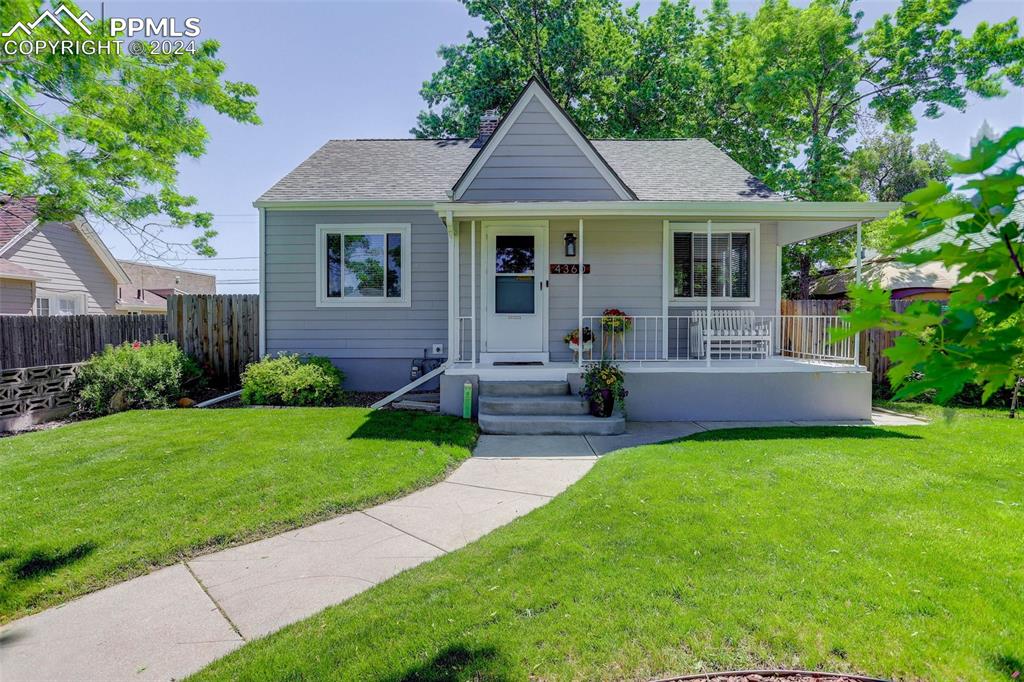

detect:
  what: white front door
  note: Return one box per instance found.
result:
[483,223,548,357]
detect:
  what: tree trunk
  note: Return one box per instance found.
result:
[797,253,813,299]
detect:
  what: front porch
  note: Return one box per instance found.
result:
[427,201,891,429]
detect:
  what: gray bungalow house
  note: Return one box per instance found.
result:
[256,79,898,433]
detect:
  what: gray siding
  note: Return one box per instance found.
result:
[264,209,449,391]
[460,96,622,202]
[457,218,779,363]
[0,278,34,314]
[5,222,117,314]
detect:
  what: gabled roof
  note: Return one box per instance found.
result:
[256,138,780,204]
[0,196,130,284]
[256,81,781,205]
[0,196,40,249]
[451,78,636,201]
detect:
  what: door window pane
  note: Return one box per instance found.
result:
[344,234,385,297]
[495,235,534,274]
[495,276,535,314]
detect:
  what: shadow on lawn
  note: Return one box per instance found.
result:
[348,409,477,448]
[1,542,97,582]
[387,642,511,682]
[686,426,922,442]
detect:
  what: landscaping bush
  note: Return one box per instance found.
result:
[240,353,345,406]
[73,340,205,415]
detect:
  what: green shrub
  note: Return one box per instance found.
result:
[73,340,206,415]
[240,353,345,407]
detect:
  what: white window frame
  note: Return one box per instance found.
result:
[666,222,760,306]
[315,224,412,307]
[35,291,86,316]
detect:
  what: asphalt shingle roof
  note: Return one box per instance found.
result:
[0,196,38,249]
[257,138,780,203]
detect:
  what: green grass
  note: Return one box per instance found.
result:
[0,408,477,622]
[195,408,1024,682]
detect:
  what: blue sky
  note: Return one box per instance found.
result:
[80,0,1024,293]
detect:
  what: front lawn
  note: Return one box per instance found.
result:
[196,408,1023,681]
[0,408,476,622]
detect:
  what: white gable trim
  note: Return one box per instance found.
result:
[0,219,40,257]
[71,216,130,284]
[452,81,633,202]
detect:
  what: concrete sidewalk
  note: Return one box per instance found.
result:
[0,456,596,681]
[0,410,925,681]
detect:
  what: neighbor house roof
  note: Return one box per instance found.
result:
[0,258,47,282]
[0,196,40,248]
[256,138,780,204]
[0,196,130,283]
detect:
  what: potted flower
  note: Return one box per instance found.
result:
[579,361,627,418]
[564,326,593,360]
[600,308,632,359]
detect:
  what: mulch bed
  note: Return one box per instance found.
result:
[656,673,885,682]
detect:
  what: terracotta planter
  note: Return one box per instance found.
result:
[589,388,614,418]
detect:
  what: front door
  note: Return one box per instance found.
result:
[483,224,548,356]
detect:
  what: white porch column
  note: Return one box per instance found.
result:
[853,220,863,366]
[578,218,584,370]
[706,219,712,367]
[470,219,476,368]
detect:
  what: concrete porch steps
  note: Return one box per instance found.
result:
[477,380,625,435]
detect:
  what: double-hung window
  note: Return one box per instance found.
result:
[668,223,758,303]
[35,293,84,316]
[316,224,411,306]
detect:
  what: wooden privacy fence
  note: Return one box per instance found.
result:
[0,314,167,370]
[166,294,259,382]
[782,298,936,385]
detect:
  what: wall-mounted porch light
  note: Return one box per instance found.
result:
[563,232,577,258]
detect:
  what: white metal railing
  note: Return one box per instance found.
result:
[577,314,855,364]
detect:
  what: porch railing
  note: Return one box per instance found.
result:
[577,314,855,364]
[454,313,855,365]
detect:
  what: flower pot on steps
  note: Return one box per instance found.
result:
[589,388,615,418]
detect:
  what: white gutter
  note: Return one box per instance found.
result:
[434,200,901,221]
[253,199,436,210]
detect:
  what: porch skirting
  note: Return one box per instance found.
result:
[613,368,871,422]
[441,364,871,422]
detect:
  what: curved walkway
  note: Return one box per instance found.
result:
[0,411,924,681]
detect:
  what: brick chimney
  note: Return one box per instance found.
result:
[475,109,501,146]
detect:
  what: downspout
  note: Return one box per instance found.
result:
[258,207,266,357]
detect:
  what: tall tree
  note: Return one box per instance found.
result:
[0,0,259,256]
[416,0,1023,295]
[847,129,951,203]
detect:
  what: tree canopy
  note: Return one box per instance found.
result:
[0,0,259,256]
[416,0,1023,293]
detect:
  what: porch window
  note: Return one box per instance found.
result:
[670,224,757,302]
[316,224,411,307]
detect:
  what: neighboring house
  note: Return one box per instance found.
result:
[0,196,129,315]
[117,260,217,313]
[812,206,1021,301]
[256,79,898,430]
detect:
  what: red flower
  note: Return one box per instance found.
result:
[131,341,141,349]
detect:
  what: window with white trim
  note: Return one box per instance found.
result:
[316,224,411,306]
[35,293,85,316]
[669,224,757,302]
